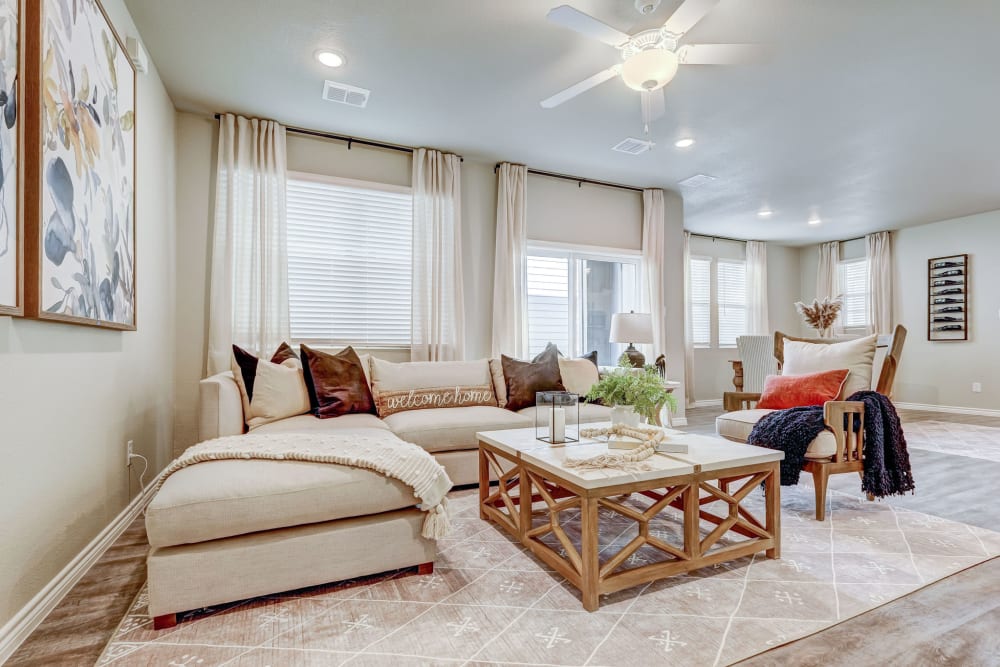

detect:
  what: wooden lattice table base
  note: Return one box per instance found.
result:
[478,443,781,611]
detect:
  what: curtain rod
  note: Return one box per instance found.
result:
[495,163,645,193]
[212,113,463,161]
[688,232,754,244]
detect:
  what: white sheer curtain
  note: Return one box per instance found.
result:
[411,148,465,361]
[641,190,669,370]
[816,241,842,334]
[207,114,289,375]
[866,231,893,334]
[491,163,528,358]
[745,240,769,334]
[682,231,695,407]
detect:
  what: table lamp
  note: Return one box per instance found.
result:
[610,311,654,367]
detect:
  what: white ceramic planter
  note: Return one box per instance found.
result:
[610,405,641,428]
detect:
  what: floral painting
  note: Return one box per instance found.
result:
[0,0,18,314]
[37,0,135,328]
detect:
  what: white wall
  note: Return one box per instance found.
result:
[0,0,177,628]
[526,175,643,251]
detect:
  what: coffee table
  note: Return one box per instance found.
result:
[477,425,783,611]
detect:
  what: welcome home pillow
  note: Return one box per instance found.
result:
[231,343,311,430]
[370,358,497,417]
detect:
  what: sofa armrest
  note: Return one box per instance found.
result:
[199,372,245,441]
[823,400,865,463]
[723,392,762,412]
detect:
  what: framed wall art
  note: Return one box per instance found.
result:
[24,0,136,329]
[0,0,23,317]
[927,253,968,342]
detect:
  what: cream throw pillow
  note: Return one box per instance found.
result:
[231,353,311,430]
[558,357,601,398]
[781,334,878,399]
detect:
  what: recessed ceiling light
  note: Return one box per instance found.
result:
[674,138,695,148]
[808,215,822,225]
[315,50,346,68]
[757,208,773,219]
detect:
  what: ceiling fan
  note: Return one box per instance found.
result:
[541,0,760,129]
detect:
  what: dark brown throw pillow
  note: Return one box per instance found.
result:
[299,345,376,418]
[502,345,565,412]
[532,343,598,368]
[579,350,598,367]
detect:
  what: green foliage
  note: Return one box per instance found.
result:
[586,362,678,422]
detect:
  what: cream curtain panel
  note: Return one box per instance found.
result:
[491,163,528,358]
[207,114,289,375]
[745,240,769,334]
[411,148,465,361]
[641,188,668,366]
[866,231,893,334]
[816,240,842,334]
[682,231,695,407]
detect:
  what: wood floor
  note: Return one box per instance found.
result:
[8,407,1000,666]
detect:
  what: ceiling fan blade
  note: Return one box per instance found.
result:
[641,89,665,127]
[677,43,765,65]
[546,5,630,47]
[540,67,619,108]
[662,0,720,37]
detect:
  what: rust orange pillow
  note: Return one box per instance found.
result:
[756,369,850,410]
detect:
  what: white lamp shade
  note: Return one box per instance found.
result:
[610,312,654,344]
[621,48,679,91]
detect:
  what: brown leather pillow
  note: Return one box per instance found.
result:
[502,345,565,412]
[299,345,376,418]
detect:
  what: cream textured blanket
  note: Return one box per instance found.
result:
[157,431,453,539]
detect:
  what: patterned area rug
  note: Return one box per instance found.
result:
[98,486,1000,667]
[904,420,1000,462]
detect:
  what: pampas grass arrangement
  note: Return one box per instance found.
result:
[795,296,843,337]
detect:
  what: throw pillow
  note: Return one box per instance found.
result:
[756,369,850,410]
[299,345,376,418]
[369,358,497,417]
[781,334,877,399]
[557,357,601,397]
[489,358,508,409]
[375,385,498,417]
[231,344,311,430]
[501,345,565,412]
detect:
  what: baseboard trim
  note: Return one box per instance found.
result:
[0,480,159,664]
[671,417,689,427]
[895,402,1000,419]
[693,400,723,408]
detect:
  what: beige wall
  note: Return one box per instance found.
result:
[526,175,643,251]
[0,0,177,628]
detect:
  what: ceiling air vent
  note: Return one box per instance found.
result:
[678,173,717,189]
[322,80,370,108]
[612,137,655,155]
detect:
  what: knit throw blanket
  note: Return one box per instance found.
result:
[748,390,915,498]
[157,431,454,539]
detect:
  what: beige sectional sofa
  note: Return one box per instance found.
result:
[146,356,610,627]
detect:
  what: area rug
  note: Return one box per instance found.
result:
[904,420,1000,463]
[97,485,1000,667]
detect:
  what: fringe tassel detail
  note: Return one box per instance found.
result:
[420,497,452,539]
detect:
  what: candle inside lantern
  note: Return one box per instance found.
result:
[551,406,566,443]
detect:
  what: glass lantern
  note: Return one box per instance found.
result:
[535,391,580,444]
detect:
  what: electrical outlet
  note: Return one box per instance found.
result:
[972,382,982,394]
[126,440,134,467]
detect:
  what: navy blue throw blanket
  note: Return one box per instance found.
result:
[748,391,915,498]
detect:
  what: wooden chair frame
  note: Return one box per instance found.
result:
[722,325,907,520]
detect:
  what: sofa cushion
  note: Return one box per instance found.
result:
[781,334,877,399]
[146,459,418,548]
[382,405,531,453]
[252,413,390,435]
[517,402,612,424]
[716,409,838,460]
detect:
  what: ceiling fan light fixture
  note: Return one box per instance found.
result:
[621,48,678,92]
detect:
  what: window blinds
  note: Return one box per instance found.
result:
[839,258,869,329]
[526,254,571,357]
[286,176,413,347]
[717,259,747,348]
[689,256,711,347]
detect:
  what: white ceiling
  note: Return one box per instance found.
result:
[124,0,1000,245]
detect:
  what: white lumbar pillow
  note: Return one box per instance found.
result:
[558,357,600,397]
[781,334,878,399]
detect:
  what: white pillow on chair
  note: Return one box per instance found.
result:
[782,334,878,399]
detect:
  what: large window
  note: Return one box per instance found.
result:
[838,258,869,330]
[286,174,413,347]
[688,255,747,349]
[526,245,641,366]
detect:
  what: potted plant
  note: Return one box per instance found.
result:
[586,359,678,426]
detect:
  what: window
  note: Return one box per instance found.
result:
[686,255,747,348]
[286,174,413,347]
[717,259,747,348]
[526,245,641,366]
[839,258,869,330]
[689,257,711,347]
